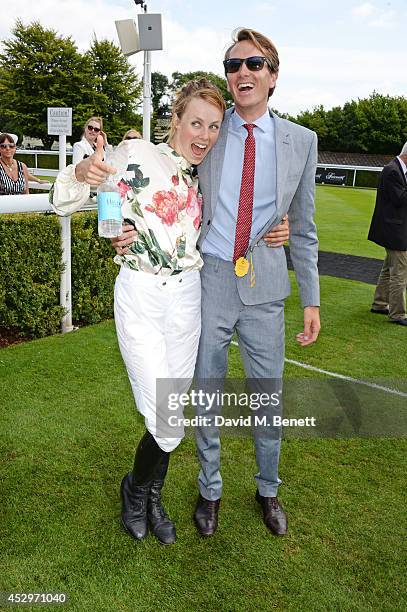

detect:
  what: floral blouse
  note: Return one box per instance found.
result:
[51,140,203,276]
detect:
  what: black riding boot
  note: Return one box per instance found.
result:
[120,430,166,542]
[148,452,176,545]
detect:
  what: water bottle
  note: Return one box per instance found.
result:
[97,142,131,237]
[97,176,122,237]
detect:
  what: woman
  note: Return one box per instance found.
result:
[52,80,288,545]
[72,116,112,165]
[122,128,141,141]
[0,133,29,195]
[52,80,225,546]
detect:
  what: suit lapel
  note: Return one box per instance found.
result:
[205,108,293,223]
[273,112,292,217]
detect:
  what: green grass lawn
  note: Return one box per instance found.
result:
[315,185,384,259]
[1,270,406,611]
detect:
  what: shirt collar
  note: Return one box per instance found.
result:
[397,156,407,175]
[157,142,192,172]
[231,108,273,134]
[82,136,95,150]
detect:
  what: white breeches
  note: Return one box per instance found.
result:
[114,266,201,452]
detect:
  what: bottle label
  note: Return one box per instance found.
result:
[98,192,122,222]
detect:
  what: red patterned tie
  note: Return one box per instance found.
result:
[233,123,256,263]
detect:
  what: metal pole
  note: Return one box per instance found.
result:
[142,49,151,141]
[142,3,151,142]
[58,134,73,333]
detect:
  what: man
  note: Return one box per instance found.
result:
[193,28,320,538]
[368,142,407,326]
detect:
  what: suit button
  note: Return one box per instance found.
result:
[207,220,211,225]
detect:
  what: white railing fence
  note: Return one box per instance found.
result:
[16,149,73,179]
[317,163,382,187]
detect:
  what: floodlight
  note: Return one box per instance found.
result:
[115,19,140,56]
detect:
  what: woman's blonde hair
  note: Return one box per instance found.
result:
[83,116,103,136]
[122,128,142,141]
[167,79,226,144]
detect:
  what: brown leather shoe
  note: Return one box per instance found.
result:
[194,494,220,537]
[255,490,288,536]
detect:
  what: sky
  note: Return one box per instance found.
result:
[1,0,406,116]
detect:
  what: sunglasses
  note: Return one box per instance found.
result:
[87,125,101,133]
[125,136,138,140]
[223,56,273,74]
[0,143,16,149]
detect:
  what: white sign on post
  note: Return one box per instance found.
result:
[47,107,72,136]
[47,106,74,333]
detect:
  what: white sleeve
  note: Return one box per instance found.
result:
[72,141,84,165]
[51,164,90,217]
[104,143,113,159]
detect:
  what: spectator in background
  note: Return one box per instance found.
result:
[0,133,29,195]
[122,128,141,141]
[368,141,407,326]
[72,116,112,164]
[0,132,47,186]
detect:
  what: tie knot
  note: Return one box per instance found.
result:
[243,123,256,136]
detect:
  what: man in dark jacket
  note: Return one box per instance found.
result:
[368,142,407,325]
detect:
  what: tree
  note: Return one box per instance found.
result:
[0,22,143,147]
[292,93,407,154]
[151,71,170,115]
[293,105,329,144]
[0,109,23,144]
[170,71,233,107]
[85,38,142,144]
[0,20,94,148]
[356,92,403,154]
[322,106,344,151]
[395,95,407,146]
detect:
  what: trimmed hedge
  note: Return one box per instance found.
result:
[0,212,117,340]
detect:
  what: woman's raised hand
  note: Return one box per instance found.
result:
[74,134,116,186]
